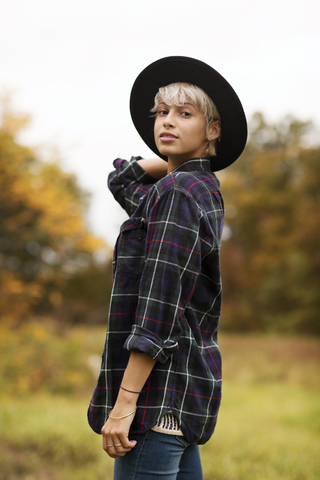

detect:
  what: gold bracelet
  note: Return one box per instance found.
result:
[108,408,137,420]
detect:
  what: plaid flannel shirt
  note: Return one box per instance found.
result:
[88,156,224,444]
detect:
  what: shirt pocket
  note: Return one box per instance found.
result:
[114,217,147,279]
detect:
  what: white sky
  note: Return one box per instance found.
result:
[1,0,319,245]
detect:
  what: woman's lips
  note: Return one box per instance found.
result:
[159,132,178,142]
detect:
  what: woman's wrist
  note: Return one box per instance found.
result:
[120,385,141,394]
[108,407,137,420]
[112,351,156,414]
[114,388,139,409]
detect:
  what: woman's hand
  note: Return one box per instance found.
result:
[102,352,156,459]
[101,406,137,460]
[137,158,168,180]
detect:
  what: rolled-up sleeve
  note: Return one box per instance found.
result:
[124,325,179,364]
[124,189,211,363]
[108,157,156,216]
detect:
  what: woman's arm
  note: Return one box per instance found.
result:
[137,158,168,180]
[101,351,156,459]
[108,157,167,217]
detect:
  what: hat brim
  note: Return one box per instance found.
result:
[130,56,247,171]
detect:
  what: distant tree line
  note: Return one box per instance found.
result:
[0,97,110,325]
[220,113,320,334]
[1,98,319,333]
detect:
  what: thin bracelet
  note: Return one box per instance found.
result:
[120,385,142,395]
[108,408,137,420]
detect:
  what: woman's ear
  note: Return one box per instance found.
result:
[207,120,221,141]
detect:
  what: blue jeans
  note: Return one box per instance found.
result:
[113,430,203,480]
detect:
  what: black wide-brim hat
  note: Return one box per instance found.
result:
[130,56,247,171]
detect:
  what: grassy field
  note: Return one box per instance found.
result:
[0,323,319,480]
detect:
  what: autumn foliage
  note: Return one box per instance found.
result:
[0,98,105,323]
[220,113,320,333]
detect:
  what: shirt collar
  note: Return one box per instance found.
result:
[171,158,212,174]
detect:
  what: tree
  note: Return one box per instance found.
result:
[0,97,105,322]
[220,113,320,333]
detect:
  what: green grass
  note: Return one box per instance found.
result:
[202,382,320,480]
[0,395,113,480]
[0,325,319,479]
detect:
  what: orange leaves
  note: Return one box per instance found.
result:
[0,103,105,322]
[0,271,44,322]
[220,114,320,333]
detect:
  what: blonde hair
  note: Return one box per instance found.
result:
[151,82,221,156]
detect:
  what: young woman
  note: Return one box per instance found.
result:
[88,56,247,479]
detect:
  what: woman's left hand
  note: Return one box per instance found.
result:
[102,352,156,459]
[101,407,137,460]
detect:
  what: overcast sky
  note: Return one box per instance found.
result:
[1,0,319,245]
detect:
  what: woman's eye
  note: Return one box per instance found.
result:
[181,111,191,117]
[158,110,168,116]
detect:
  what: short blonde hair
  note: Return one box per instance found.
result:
[151,82,221,156]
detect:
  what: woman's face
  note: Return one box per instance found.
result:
[154,100,209,166]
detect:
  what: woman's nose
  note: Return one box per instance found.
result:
[163,112,174,128]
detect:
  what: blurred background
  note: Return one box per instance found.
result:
[0,1,319,479]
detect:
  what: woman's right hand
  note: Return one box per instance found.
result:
[137,158,168,180]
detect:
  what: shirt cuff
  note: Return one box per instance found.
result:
[124,325,179,364]
[113,156,156,186]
